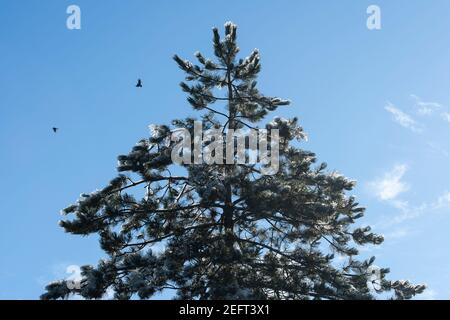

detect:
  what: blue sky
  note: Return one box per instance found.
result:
[1,0,450,299]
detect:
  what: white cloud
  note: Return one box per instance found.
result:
[441,112,450,122]
[411,94,443,116]
[410,94,450,126]
[433,191,450,209]
[373,199,425,228]
[376,191,450,228]
[385,102,422,132]
[368,164,410,201]
[426,141,449,158]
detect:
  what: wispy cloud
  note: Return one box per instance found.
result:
[368,164,409,201]
[374,188,450,228]
[411,94,443,116]
[426,141,449,158]
[384,227,411,240]
[384,200,427,226]
[434,191,450,209]
[441,112,450,123]
[367,165,424,227]
[410,94,450,127]
[385,102,422,133]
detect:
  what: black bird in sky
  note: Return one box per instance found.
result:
[52,127,58,133]
[136,79,143,88]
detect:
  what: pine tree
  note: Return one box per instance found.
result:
[42,22,425,300]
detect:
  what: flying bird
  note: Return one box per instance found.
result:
[136,79,143,88]
[52,127,58,133]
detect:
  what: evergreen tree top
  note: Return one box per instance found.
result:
[42,22,425,301]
